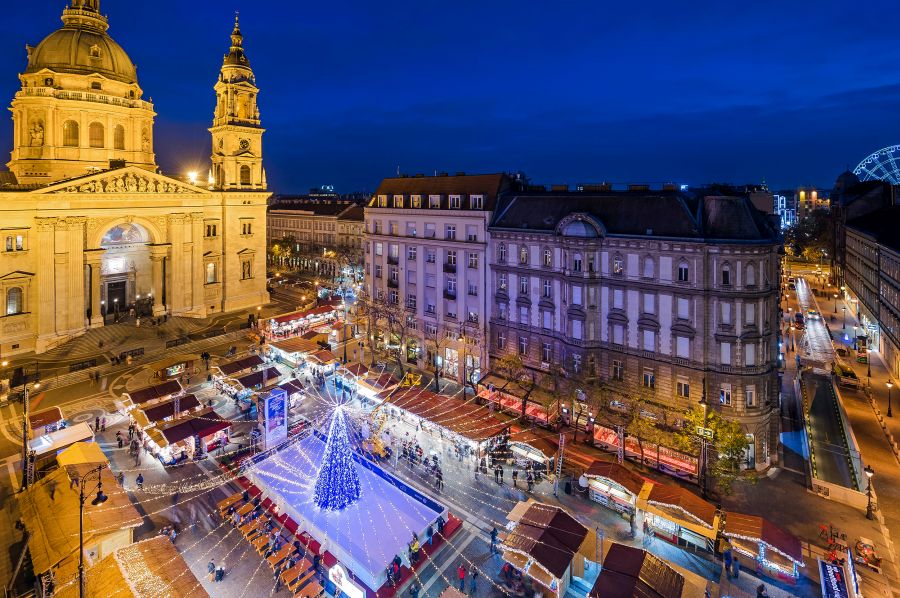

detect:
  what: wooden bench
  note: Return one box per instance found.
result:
[295,580,322,598]
[251,535,270,553]
[279,559,311,587]
[266,544,293,570]
[216,492,243,514]
[287,569,316,593]
[236,502,255,517]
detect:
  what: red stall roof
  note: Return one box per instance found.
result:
[218,355,264,376]
[272,305,334,324]
[141,394,200,424]
[236,367,282,389]
[723,512,804,564]
[161,410,230,445]
[387,387,508,442]
[126,380,183,405]
[646,484,717,528]
[584,461,647,497]
[589,544,684,598]
[29,406,64,429]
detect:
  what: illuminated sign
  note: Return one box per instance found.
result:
[257,388,288,450]
[328,564,365,598]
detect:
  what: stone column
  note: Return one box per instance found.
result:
[190,213,205,317]
[66,217,86,332]
[84,249,104,328]
[167,214,186,314]
[34,218,57,344]
[149,245,168,316]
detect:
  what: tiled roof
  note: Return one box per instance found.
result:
[491,190,779,242]
[371,173,512,210]
[589,543,684,598]
[504,502,588,579]
[338,205,365,221]
[269,199,357,216]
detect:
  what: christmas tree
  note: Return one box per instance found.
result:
[313,407,362,510]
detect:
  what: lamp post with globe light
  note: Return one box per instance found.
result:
[888,382,894,418]
[78,464,108,598]
[865,465,875,520]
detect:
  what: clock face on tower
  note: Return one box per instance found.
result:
[239,139,250,150]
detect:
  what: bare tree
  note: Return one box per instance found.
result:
[424,323,455,393]
[494,352,537,421]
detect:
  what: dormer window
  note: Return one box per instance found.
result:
[43,77,54,87]
[89,45,101,59]
[91,82,102,90]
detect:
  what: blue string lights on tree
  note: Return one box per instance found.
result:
[313,407,361,511]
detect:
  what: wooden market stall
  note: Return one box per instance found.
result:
[582,460,650,518]
[638,483,720,551]
[589,543,685,598]
[477,372,559,427]
[722,512,805,584]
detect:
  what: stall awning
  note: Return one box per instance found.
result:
[160,410,230,445]
[589,543,684,598]
[339,362,369,378]
[509,428,557,462]
[140,394,200,425]
[643,483,717,529]
[56,441,106,466]
[270,337,322,355]
[125,380,183,405]
[363,372,399,392]
[29,406,64,430]
[28,423,94,457]
[477,371,558,413]
[217,355,264,376]
[387,387,507,442]
[723,512,804,565]
[269,379,304,397]
[584,461,648,497]
[236,367,282,389]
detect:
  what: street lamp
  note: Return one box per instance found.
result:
[865,465,875,520]
[833,294,838,314]
[789,325,795,352]
[21,377,40,490]
[78,464,108,598]
[842,307,846,330]
[888,382,894,418]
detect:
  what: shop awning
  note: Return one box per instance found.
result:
[589,543,684,598]
[56,441,106,466]
[584,461,648,497]
[29,406,64,430]
[160,410,230,445]
[125,380,183,405]
[140,394,200,425]
[644,483,717,529]
[236,367,282,389]
[387,387,508,442]
[509,428,557,462]
[723,512,804,565]
[217,355,264,376]
[477,371,558,413]
[270,379,304,397]
[363,372,399,393]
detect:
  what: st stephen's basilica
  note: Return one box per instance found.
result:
[0,0,270,355]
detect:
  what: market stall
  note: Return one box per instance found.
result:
[638,483,720,551]
[582,460,649,518]
[265,305,336,339]
[502,500,598,597]
[214,354,264,378]
[29,422,95,460]
[508,428,556,473]
[268,379,305,406]
[147,408,231,463]
[722,512,804,584]
[308,349,340,374]
[119,380,183,411]
[356,372,399,403]
[268,332,329,367]
[235,366,283,392]
[28,406,66,439]
[592,423,698,481]
[589,543,685,598]
[136,394,202,429]
[385,386,509,450]
[477,372,558,427]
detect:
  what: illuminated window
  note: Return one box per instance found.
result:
[63,120,79,147]
[206,262,217,284]
[113,125,125,150]
[89,122,104,148]
[240,165,251,185]
[6,287,23,315]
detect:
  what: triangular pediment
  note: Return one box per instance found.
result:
[0,270,35,280]
[33,166,210,195]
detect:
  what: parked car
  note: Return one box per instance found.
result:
[807,308,820,320]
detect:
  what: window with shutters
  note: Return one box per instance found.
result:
[720,383,732,406]
[642,368,655,389]
[676,336,690,358]
[572,320,583,340]
[744,344,756,366]
[642,330,656,352]
[677,297,690,320]
[720,342,732,365]
[612,360,624,381]
[612,324,624,345]
[677,378,690,398]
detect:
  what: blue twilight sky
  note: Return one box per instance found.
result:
[1,1,899,193]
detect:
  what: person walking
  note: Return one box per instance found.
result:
[490,527,499,554]
[494,467,500,484]
[128,423,135,441]
[512,469,518,487]
[469,569,478,595]
[526,471,534,492]
[731,555,740,580]
[135,473,144,490]
[408,583,420,598]
[756,584,768,597]
[95,416,100,432]
[116,431,124,449]
[214,562,225,582]
[207,560,216,581]
[456,563,466,592]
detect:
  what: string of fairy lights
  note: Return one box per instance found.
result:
[31,341,738,596]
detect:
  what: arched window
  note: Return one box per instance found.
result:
[6,287,23,315]
[677,261,689,282]
[206,262,217,284]
[89,122,104,148]
[518,245,528,265]
[497,243,507,263]
[642,256,655,279]
[721,263,732,287]
[63,120,79,147]
[542,248,552,268]
[4,237,12,252]
[746,264,756,286]
[113,125,125,150]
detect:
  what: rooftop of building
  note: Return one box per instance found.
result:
[268,197,363,217]
[845,205,900,253]
[370,172,513,210]
[490,187,780,243]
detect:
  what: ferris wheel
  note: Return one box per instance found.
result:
[853,145,900,184]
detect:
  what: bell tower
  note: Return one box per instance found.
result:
[209,14,266,191]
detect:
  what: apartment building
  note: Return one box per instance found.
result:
[485,187,782,469]
[363,173,514,385]
[267,198,364,281]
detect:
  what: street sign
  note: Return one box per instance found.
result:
[696,426,714,439]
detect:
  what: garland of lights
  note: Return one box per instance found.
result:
[312,406,361,510]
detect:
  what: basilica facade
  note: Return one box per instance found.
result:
[0,1,270,355]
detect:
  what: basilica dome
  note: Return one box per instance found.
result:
[25,2,137,85]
